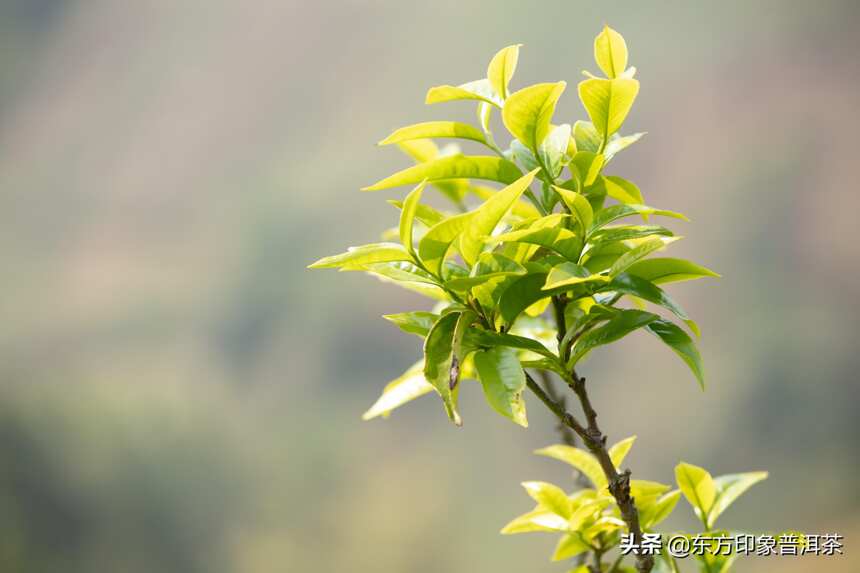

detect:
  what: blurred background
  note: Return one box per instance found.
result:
[0,0,858,571]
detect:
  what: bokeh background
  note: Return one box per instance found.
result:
[1,1,858,571]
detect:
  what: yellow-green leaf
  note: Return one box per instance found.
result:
[426,78,501,107]
[423,312,463,425]
[641,489,681,528]
[309,242,411,270]
[460,169,538,266]
[490,214,582,261]
[604,131,645,161]
[399,181,426,255]
[569,151,604,187]
[707,472,768,529]
[608,435,636,468]
[627,257,720,285]
[553,186,593,231]
[578,77,639,141]
[609,236,680,278]
[502,82,567,152]
[379,121,487,146]
[500,510,569,534]
[603,175,644,204]
[363,155,522,191]
[470,184,541,219]
[487,44,521,100]
[538,123,572,178]
[397,139,439,162]
[418,212,474,276]
[535,444,605,489]
[675,462,716,521]
[382,311,438,337]
[573,120,601,153]
[521,481,571,518]
[594,25,628,79]
[543,262,609,290]
[362,361,435,420]
[553,533,590,561]
[589,203,688,234]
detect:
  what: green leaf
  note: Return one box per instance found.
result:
[538,123,571,178]
[460,169,539,266]
[570,309,660,366]
[626,257,720,285]
[487,44,521,100]
[465,329,555,359]
[604,132,645,161]
[399,181,426,255]
[609,236,680,278]
[363,155,522,191]
[379,121,487,146]
[707,472,768,528]
[543,262,609,290]
[589,203,688,234]
[608,435,636,468]
[578,77,639,141]
[553,186,593,232]
[362,361,435,420]
[418,212,474,275]
[446,252,526,291]
[498,273,550,326]
[645,319,705,388]
[521,481,571,519]
[423,312,464,425]
[426,78,501,107]
[535,444,605,489]
[383,311,439,337]
[603,175,644,204]
[553,534,590,561]
[594,25,628,79]
[590,225,674,245]
[474,346,528,427]
[675,462,716,522]
[582,241,630,274]
[601,273,699,336]
[500,510,569,534]
[502,82,567,152]
[573,120,601,153]
[309,242,411,270]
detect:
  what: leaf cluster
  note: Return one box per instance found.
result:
[504,444,767,573]
[312,26,717,428]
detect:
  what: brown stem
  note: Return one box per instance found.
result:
[526,372,654,573]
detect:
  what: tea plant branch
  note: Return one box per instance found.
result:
[537,370,579,449]
[526,371,655,573]
[315,27,767,573]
